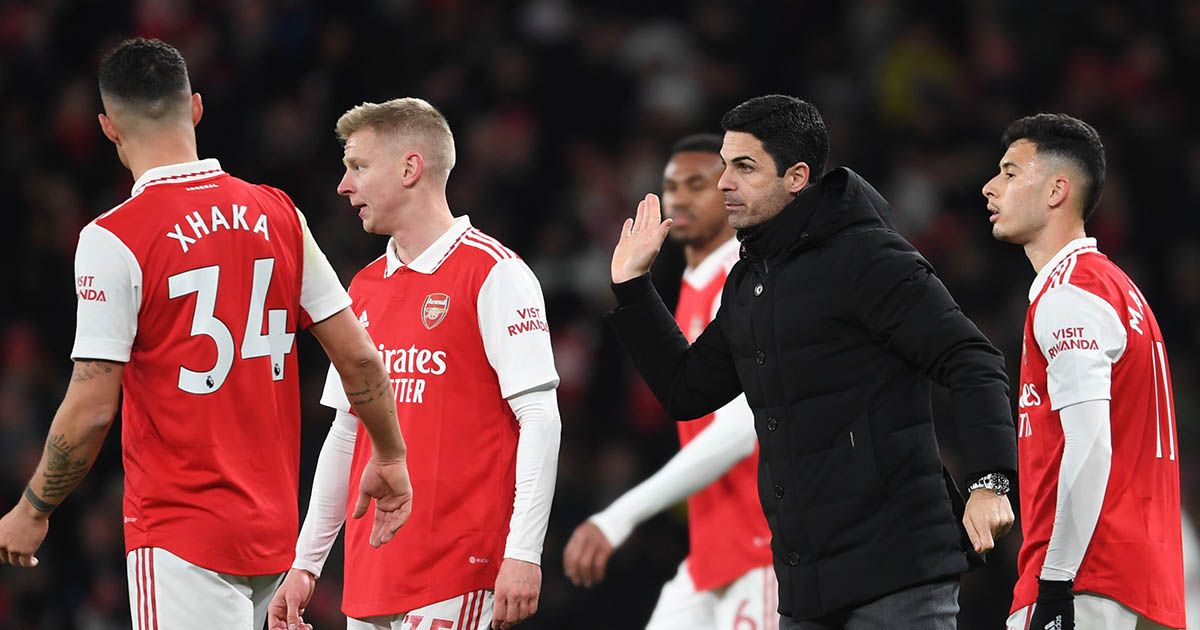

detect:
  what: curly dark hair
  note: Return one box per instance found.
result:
[720,95,828,179]
[669,133,723,157]
[1002,113,1106,221]
[98,38,191,119]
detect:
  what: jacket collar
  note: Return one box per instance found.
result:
[132,159,224,196]
[384,215,472,277]
[737,167,894,261]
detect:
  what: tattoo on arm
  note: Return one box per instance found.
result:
[72,359,115,383]
[24,485,56,513]
[346,378,391,406]
[38,434,89,502]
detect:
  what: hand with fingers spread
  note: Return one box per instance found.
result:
[962,488,1014,553]
[354,456,413,548]
[562,521,613,588]
[267,568,316,630]
[612,193,673,284]
[491,558,541,629]
[0,499,48,568]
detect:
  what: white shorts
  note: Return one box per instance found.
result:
[1006,593,1175,630]
[125,547,284,630]
[645,560,779,630]
[347,589,495,630]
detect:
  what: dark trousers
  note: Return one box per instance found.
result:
[780,580,960,630]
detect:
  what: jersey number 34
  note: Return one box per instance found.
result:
[168,258,295,394]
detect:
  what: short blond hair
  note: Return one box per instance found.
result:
[336,98,456,181]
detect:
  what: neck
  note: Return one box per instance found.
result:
[389,194,456,263]
[126,130,200,183]
[1025,221,1088,273]
[684,231,734,269]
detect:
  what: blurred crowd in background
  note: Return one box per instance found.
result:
[1,1,1198,628]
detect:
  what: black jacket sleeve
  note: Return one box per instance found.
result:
[605,273,743,420]
[850,233,1017,484]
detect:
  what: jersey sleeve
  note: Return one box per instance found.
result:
[477,259,559,399]
[70,223,141,362]
[295,208,352,326]
[320,362,353,414]
[1032,284,1128,410]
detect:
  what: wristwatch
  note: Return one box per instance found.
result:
[968,472,1011,496]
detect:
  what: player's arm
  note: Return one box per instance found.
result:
[0,359,123,566]
[564,395,756,587]
[296,208,407,466]
[1027,284,1125,630]
[269,406,356,630]
[296,207,410,550]
[476,258,562,630]
[606,194,743,420]
[0,222,135,567]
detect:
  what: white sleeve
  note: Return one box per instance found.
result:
[1041,399,1112,581]
[478,259,559,398]
[293,409,357,577]
[71,223,141,361]
[320,362,353,414]
[503,387,562,565]
[295,208,352,325]
[590,395,757,548]
[1032,284,1127,410]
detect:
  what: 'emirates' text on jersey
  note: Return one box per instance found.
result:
[322,217,558,617]
[674,238,773,591]
[71,159,351,575]
[1012,238,1185,628]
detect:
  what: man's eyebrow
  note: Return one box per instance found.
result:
[729,155,756,164]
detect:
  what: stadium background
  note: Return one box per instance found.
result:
[1,1,1198,628]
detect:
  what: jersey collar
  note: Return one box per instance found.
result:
[1028,236,1098,302]
[131,158,224,197]
[384,215,473,277]
[681,236,740,288]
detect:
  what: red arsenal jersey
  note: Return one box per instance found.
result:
[70,159,351,575]
[1012,238,1185,628]
[674,238,773,591]
[321,217,558,617]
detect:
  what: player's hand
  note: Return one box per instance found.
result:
[1029,579,1074,629]
[962,488,1014,553]
[353,456,413,548]
[267,568,316,630]
[0,500,49,567]
[492,558,541,629]
[611,193,673,284]
[562,521,614,587]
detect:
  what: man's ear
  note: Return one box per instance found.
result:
[783,161,811,194]
[400,151,425,188]
[191,92,203,127]
[98,112,120,145]
[1047,175,1071,210]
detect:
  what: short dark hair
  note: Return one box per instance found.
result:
[98,38,191,119]
[720,95,828,178]
[1002,113,1106,221]
[669,133,723,157]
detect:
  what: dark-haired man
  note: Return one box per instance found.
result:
[984,113,1185,630]
[0,38,413,629]
[607,95,1018,629]
[564,134,774,628]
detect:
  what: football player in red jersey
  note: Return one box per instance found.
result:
[268,98,561,630]
[564,134,776,629]
[983,113,1185,630]
[0,38,413,630]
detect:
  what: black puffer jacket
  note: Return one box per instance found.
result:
[608,167,1017,619]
